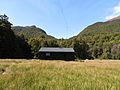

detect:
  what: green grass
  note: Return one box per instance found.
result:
[0,59,120,90]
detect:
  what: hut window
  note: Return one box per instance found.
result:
[46,53,50,56]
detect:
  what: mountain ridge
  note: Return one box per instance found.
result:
[12,25,55,39]
[12,15,120,40]
[78,17,120,36]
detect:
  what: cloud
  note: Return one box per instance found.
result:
[105,2,120,20]
[105,15,119,20]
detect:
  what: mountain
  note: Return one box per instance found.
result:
[79,20,120,36]
[77,16,120,38]
[12,25,55,39]
[74,16,120,59]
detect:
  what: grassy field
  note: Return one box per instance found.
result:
[0,59,120,90]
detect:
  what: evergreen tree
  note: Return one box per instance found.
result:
[73,40,92,60]
[0,14,33,58]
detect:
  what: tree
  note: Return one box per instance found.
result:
[0,14,33,59]
[92,46,103,59]
[73,40,92,60]
[28,38,41,55]
[111,44,120,59]
[0,14,9,21]
[101,47,111,59]
[16,36,33,58]
[47,39,59,47]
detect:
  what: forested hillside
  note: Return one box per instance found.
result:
[75,18,120,59]
[12,26,55,39]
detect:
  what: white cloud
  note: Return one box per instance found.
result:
[105,2,120,20]
[105,15,119,20]
[114,3,120,14]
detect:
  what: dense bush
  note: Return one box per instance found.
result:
[0,14,33,58]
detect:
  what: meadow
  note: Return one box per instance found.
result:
[0,59,120,90]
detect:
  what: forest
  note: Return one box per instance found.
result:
[0,14,120,60]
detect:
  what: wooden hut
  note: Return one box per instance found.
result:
[37,47,75,60]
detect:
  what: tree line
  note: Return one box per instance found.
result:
[0,14,33,58]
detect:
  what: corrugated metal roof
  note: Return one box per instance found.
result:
[39,47,74,52]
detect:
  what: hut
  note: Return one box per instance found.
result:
[37,47,75,60]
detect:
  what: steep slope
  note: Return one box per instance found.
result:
[74,16,120,59]
[77,16,120,40]
[12,25,55,39]
[79,20,120,36]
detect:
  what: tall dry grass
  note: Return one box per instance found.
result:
[0,59,120,90]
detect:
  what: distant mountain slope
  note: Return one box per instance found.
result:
[79,20,120,36]
[12,25,55,39]
[74,16,120,59]
[76,16,120,39]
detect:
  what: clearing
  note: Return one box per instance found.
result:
[0,59,120,90]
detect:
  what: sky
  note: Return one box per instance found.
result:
[0,0,120,39]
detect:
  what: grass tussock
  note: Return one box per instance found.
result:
[0,59,120,90]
